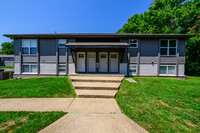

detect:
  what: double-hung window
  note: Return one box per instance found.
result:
[23,64,37,73]
[22,39,37,55]
[129,39,138,48]
[160,40,177,56]
[58,39,67,48]
[159,65,175,75]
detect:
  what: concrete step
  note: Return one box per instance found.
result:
[69,73,125,77]
[69,76,124,83]
[72,82,121,90]
[75,90,118,98]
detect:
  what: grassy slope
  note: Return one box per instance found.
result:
[116,76,200,132]
[0,111,66,133]
[0,66,14,70]
[0,77,76,98]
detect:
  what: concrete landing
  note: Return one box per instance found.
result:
[69,76,124,82]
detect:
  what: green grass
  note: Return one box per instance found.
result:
[0,111,66,133]
[0,66,14,70]
[116,76,200,132]
[0,77,76,98]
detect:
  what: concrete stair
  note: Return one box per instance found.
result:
[69,74,124,98]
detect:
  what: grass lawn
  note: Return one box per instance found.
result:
[116,76,200,132]
[0,66,14,70]
[0,77,76,98]
[0,111,66,133]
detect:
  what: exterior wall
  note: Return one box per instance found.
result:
[13,37,186,77]
[139,63,158,76]
[14,62,20,74]
[40,63,56,74]
[4,61,14,66]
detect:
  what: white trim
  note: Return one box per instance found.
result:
[129,39,138,48]
[160,39,177,56]
[159,65,176,76]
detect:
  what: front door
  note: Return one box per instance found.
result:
[109,52,119,72]
[99,52,108,72]
[87,52,96,72]
[77,52,85,72]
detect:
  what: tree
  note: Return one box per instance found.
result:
[117,0,200,76]
[1,41,14,55]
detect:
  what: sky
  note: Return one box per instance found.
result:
[0,0,152,48]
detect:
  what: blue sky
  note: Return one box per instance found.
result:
[0,0,152,48]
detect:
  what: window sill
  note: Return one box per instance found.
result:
[160,55,176,57]
[22,72,37,74]
[22,55,37,57]
[159,74,176,76]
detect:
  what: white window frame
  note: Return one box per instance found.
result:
[22,39,37,55]
[159,65,176,76]
[58,39,67,48]
[129,39,138,48]
[22,64,37,74]
[160,39,177,56]
[129,64,137,74]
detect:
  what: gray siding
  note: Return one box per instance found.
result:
[160,57,177,63]
[140,40,158,56]
[22,56,37,62]
[140,57,158,63]
[40,39,56,62]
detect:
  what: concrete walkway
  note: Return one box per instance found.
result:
[0,98,148,133]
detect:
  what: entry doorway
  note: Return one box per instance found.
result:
[99,52,108,72]
[77,52,86,72]
[87,52,96,72]
[109,52,119,72]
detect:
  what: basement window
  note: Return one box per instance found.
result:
[22,64,37,73]
[159,65,175,75]
[129,65,137,74]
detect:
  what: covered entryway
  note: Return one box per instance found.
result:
[77,52,86,72]
[109,52,118,72]
[99,52,108,72]
[87,52,96,72]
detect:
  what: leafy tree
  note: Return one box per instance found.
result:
[1,41,14,55]
[117,0,200,76]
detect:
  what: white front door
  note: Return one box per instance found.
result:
[77,52,85,72]
[87,52,96,72]
[99,52,108,72]
[109,52,118,72]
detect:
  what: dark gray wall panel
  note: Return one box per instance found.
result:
[120,39,128,43]
[14,39,20,56]
[140,40,158,56]
[40,39,56,56]
[140,57,158,63]
[179,39,186,56]
[59,48,67,56]
[22,56,37,62]
[128,48,138,57]
[160,57,176,63]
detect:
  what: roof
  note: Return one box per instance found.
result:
[66,42,129,48]
[3,33,197,39]
[0,55,14,58]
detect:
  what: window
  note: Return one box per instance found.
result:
[22,39,37,55]
[58,39,67,48]
[129,65,137,73]
[59,64,66,72]
[22,64,37,73]
[160,40,177,56]
[78,54,84,58]
[111,54,117,58]
[159,65,175,75]
[129,39,138,48]
[100,54,106,58]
